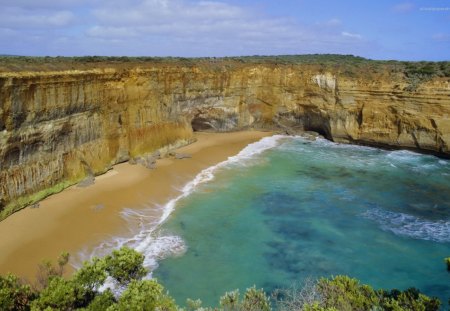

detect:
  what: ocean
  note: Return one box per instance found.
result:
[87,135,450,306]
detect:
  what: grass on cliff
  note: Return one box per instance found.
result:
[1,54,448,91]
[0,180,74,221]
[1,54,448,76]
[0,247,444,310]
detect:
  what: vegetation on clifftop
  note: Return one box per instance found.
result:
[0,247,444,310]
[1,54,448,92]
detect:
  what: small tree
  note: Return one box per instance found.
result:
[186,298,203,311]
[0,274,35,310]
[241,287,271,311]
[318,275,380,311]
[105,246,148,286]
[30,277,77,310]
[83,289,115,311]
[220,289,240,311]
[110,279,177,311]
[28,247,154,310]
[73,256,108,292]
[219,287,270,311]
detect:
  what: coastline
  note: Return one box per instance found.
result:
[0,130,272,280]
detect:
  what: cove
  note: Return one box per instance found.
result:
[152,136,450,306]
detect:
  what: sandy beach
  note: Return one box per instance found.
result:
[0,131,272,281]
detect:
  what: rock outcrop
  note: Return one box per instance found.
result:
[0,60,449,218]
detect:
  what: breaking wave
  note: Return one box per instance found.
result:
[75,135,285,273]
[363,207,450,243]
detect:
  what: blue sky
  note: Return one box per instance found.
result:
[0,0,448,60]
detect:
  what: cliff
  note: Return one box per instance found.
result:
[0,56,449,219]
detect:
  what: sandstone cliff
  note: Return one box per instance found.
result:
[0,58,449,219]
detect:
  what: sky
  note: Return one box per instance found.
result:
[0,0,449,60]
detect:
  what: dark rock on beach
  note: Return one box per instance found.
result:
[132,154,159,169]
[128,157,138,165]
[175,153,192,159]
[78,175,95,188]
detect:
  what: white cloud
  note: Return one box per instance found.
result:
[0,0,372,57]
[87,0,294,51]
[92,0,249,30]
[83,0,369,56]
[341,31,363,40]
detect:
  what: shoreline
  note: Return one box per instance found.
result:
[0,130,272,280]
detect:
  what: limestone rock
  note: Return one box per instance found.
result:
[77,175,95,188]
[0,61,448,218]
[128,158,138,165]
[175,153,192,159]
[136,155,157,169]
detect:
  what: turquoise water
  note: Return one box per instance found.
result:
[151,136,450,306]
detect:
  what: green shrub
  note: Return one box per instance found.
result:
[219,289,240,310]
[82,289,115,311]
[314,276,440,311]
[318,275,380,311]
[104,246,148,286]
[241,287,271,311]
[0,181,75,221]
[219,287,270,311]
[186,298,203,310]
[73,256,108,292]
[31,277,77,310]
[0,248,443,310]
[110,279,177,311]
[0,274,35,310]
[380,288,440,311]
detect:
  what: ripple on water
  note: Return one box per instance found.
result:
[363,208,450,243]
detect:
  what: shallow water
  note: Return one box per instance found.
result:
[152,136,450,306]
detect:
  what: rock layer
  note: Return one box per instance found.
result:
[0,62,449,218]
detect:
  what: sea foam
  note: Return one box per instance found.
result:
[75,135,285,272]
[363,207,450,243]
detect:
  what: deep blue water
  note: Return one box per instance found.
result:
[151,136,450,306]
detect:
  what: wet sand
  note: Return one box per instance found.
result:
[0,131,272,281]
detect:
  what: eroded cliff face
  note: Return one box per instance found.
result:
[0,63,449,217]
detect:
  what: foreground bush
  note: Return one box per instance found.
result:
[0,247,443,310]
[318,276,440,311]
[0,247,176,310]
[274,276,441,311]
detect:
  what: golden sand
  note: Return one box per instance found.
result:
[0,131,272,281]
